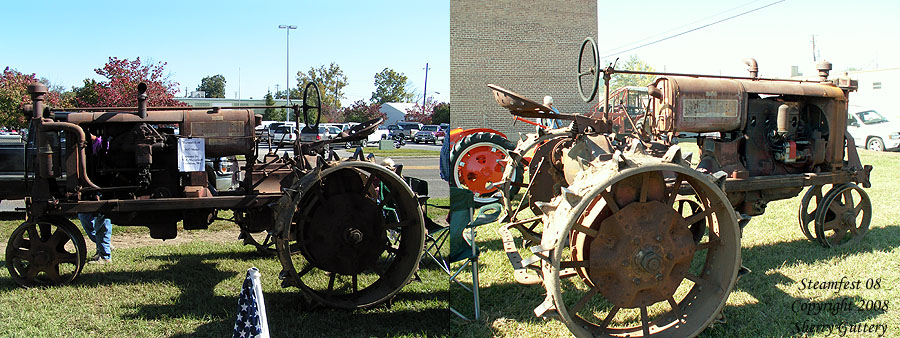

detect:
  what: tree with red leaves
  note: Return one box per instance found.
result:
[80,57,184,107]
[339,100,385,123]
[404,99,437,124]
[0,67,68,128]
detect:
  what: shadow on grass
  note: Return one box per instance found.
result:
[452,225,900,337]
[702,225,900,337]
[0,211,25,221]
[0,248,449,337]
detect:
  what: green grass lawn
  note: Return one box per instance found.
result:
[0,199,450,337]
[450,145,900,337]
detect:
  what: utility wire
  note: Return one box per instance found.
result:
[599,0,767,55]
[599,0,786,59]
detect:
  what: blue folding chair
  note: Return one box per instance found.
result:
[449,187,503,321]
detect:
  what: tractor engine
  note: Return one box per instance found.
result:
[64,108,258,200]
[645,62,856,215]
[47,100,260,236]
[650,75,839,177]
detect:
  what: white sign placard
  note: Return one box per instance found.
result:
[178,138,205,172]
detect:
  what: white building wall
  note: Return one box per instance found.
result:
[380,103,417,125]
[845,68,900,118]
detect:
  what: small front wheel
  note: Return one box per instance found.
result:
[6,217,88,288]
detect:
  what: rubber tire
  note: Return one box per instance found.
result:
[449,132,524,197]
[867,137,884,151]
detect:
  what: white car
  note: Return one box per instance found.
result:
[270,125,298,145]
[847,109,900,151]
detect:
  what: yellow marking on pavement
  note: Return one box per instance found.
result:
[403,165,439,170]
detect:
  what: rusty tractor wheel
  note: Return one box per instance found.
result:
[274,161,425,309]
[451,132,522,197]
[236,208,279,255]
[798,184,837,242]
[814,183,871,248]
[542,161,739,338]
[5,217,87,288]
[240,230,276,255]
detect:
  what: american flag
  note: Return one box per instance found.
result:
[233,267,270,338]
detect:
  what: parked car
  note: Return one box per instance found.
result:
[257,121,295,143]
[393,121,422,140]
[0,134,26,203]
[369,126,391,143]
[413,130,437,144]
[207,156,241,193]
[421,125,443,142]
[847,108,900,151]
[270,125,298,145]
[325,126,343,139]
[300,125,330,143]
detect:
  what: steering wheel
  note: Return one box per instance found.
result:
[301,82,322,132]
[332,117,384,143]
[577,37,600,103]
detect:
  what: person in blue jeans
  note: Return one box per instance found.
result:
[78,212,112,264]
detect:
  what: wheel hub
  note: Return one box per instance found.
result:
[302,193,386,275]
[589,201,696,308]
[32,250,50,267]
[841,211,855,228]
[457,145,507,193]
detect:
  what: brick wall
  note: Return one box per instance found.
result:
[450,0,598,137]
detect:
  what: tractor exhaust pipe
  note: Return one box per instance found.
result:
[743,58,758,78]
[28,82,47,120]
[137,82,148,118]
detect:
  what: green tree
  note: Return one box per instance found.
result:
[262,90,285,121]
[371,68,414,104]
[71,78,101,107]
[197,74,226,98]
[274,88,300,100]
[296,63,348,110]
[432,102,449,124]
[609,55,656,90]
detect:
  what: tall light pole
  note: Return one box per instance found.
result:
[279,24,297,122]
[422,63,431,115]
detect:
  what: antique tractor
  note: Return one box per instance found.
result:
[489,38,872,337]
[6,82,425,309]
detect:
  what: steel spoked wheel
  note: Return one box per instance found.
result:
[241,230,277,255]
[546,164,740,337]
[798,184,837,242]
[6,217,87,287]
[814,183,871,248]
[275,162,425,309]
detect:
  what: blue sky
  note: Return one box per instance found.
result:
[596,0,899,77]
[0,0,449,106]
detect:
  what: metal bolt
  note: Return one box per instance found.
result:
[346,229,364,244]
[656,273,664,281]
[633,278,641,285]
[656,235,663,242]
